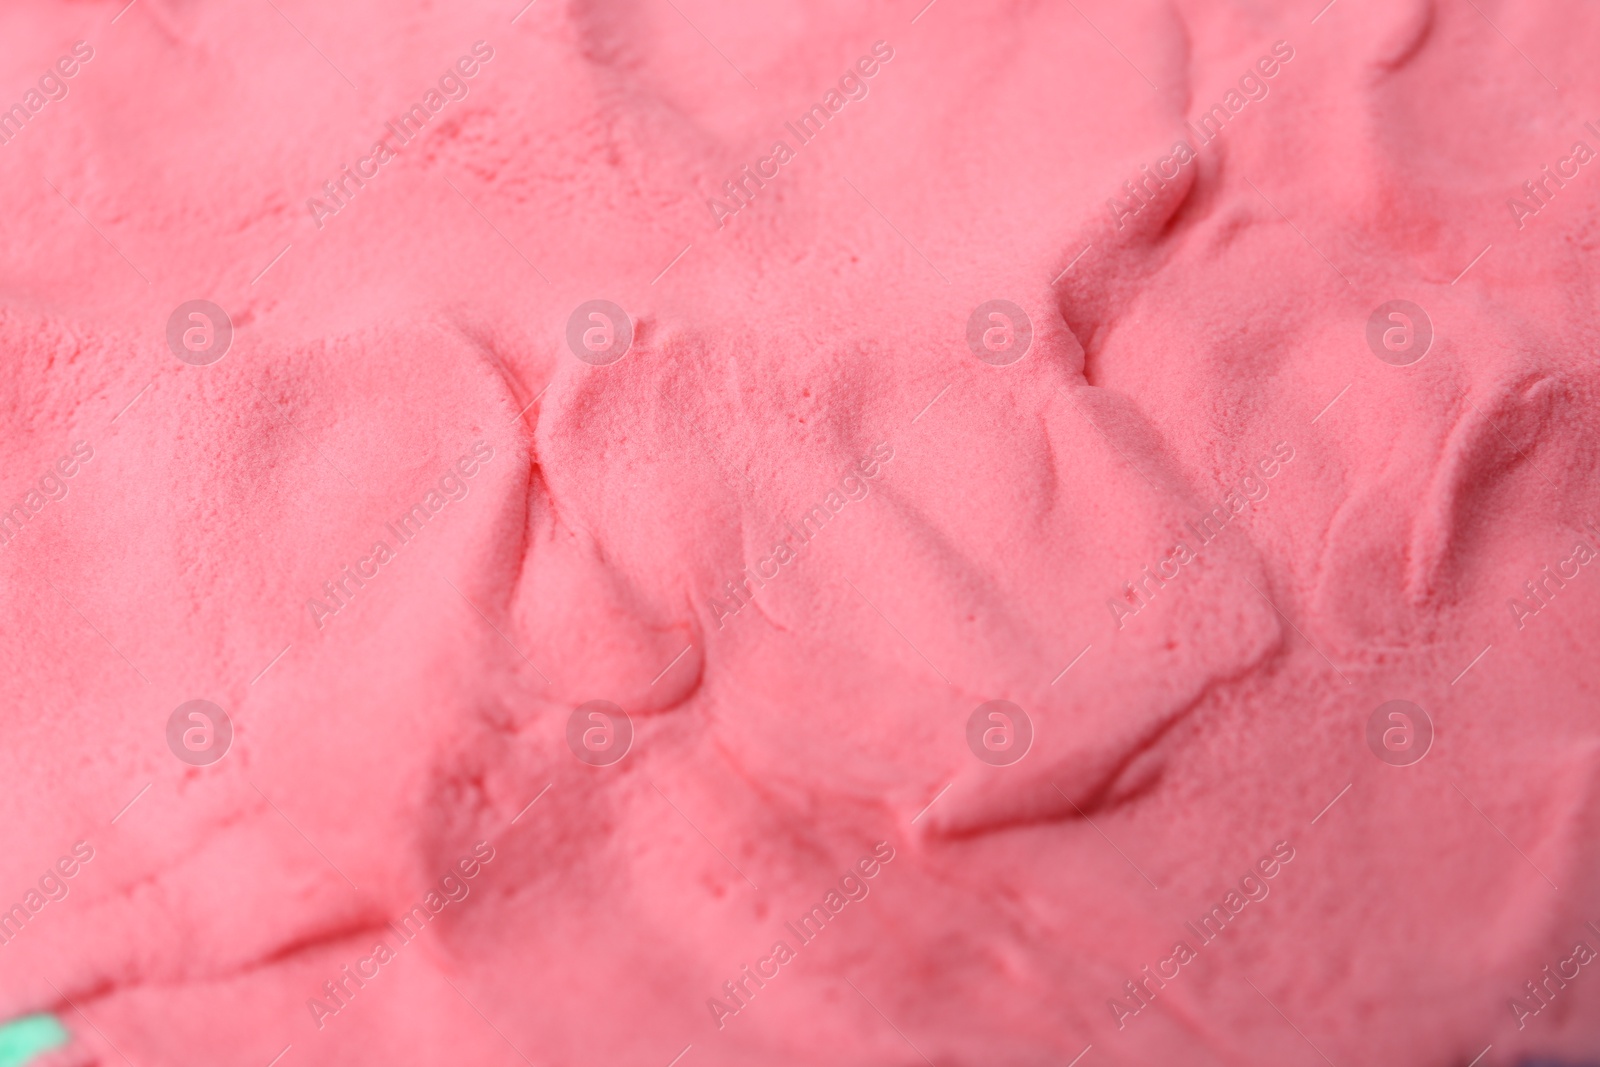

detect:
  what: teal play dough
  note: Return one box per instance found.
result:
[0,1015,69,1067]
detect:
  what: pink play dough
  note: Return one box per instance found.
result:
[1,0,1599,1064]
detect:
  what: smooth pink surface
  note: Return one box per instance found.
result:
[1,0,1599,1064]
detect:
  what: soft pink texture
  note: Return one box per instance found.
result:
[1,0,1599,1064]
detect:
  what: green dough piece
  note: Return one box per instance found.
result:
[0,1015,69,1067]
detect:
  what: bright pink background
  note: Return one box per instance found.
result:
[0,0,1598,1064]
